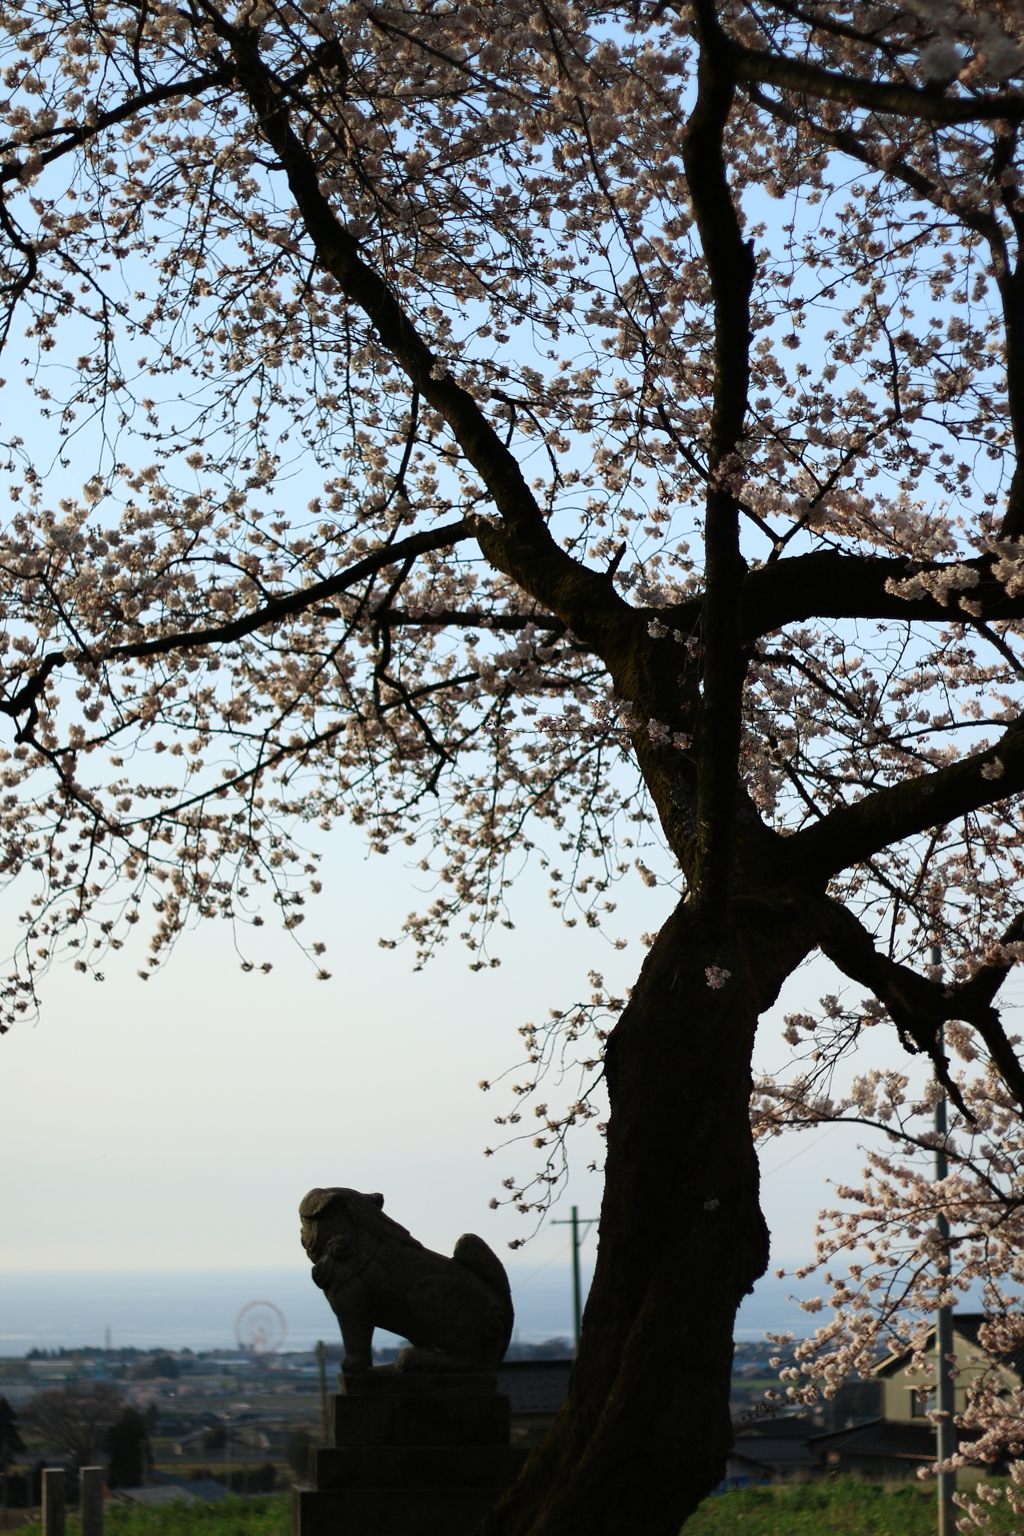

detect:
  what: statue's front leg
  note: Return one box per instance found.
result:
[338,1312,374,1374]
[310,1246,374,1374]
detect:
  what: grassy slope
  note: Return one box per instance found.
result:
[54,1479,1021,1534]
[68,1498,292,1536]
[688,1479,1016,1533]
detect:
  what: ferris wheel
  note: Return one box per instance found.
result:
[234,1300,287,1355]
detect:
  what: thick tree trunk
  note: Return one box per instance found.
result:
[479,896,812,1536]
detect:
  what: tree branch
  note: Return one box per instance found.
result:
[0,68,235,185]
[730,550,1024,641]
[367,608,566,633]
[951,913,1024,1100]
[791,716,1024,878]
[958,912,1024,1011]
[0,519,473,730]
[741,81,1024,541]
[816,899,980,1115]
[201,0,640,672]
[684,0,755,911]
[818,897,1024,1112]
[733,43,1024,125]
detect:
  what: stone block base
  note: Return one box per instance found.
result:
[331,1389,510,1447]
[293,1375,527,1536]
[292,1481,520,1536]
[312,1444,527,1491]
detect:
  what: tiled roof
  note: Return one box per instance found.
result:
[497,1360,572,1415]
[731,1434,819,1469]
[809,1418,936,1461]
[738,1415,821,1439]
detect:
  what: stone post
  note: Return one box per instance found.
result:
[42,1469,65,1536]
[80,1467,104,1536]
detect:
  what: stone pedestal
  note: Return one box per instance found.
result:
[292,1372,529,1536]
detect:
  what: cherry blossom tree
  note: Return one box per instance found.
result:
[753,1014,1024,1527]
[4,0,1024,1529]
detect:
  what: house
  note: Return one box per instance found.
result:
[875,1313,1023,1422]
[496,1360,573,1446]
[724,1416,822,1487]
[808,1312,1024,1480]
[808,1417,939,1479]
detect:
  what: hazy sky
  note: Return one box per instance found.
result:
[0,816,947,1344]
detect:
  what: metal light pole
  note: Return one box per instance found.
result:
[551,1206,598,1353]
[932,943,957,1536]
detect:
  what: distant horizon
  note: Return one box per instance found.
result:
[0,1262,835,1353]
[0,1262,592,1354]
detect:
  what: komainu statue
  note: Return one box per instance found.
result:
[300,1186,515,1374]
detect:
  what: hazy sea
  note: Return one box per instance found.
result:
[0,1266,819,1354]
[0,1266,589,1355]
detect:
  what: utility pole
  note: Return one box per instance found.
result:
[932,942,957,1536]
[551,1206,598,1353]
[317,1341,329,1442]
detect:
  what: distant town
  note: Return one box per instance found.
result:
[16,1328,989,1514]
[0,1336,579,1518]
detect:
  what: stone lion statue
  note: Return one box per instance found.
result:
[300,1186,515,1374]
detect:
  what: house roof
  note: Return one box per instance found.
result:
[809,1418,937,1462]
[497,1360,572,1415]
[876,1313,1024,1383]
[731,1433,819,1471]
[114,1482,230,1507]
[738,1415,822,1439]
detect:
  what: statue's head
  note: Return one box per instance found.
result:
[299,1186,417,1265]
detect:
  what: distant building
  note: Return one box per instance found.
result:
[808,1417,939,1478]
[113,1480,230,1507]
[496,1360,572,1446]
[875,1313,1023,1422]
[809,1312,1024,1480]
[724,1416,823,1486]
